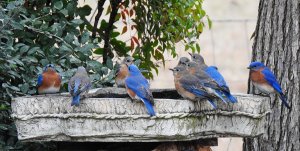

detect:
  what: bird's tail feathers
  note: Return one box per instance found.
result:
[214,91,228,104]
[279,93,291,109]
[71,95,80,106]
[224,92,238,103]
[207,99,217,109]
[141,98,156,116]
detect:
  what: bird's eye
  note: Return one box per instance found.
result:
[193,56,196,59]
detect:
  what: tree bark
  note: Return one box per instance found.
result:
[102,0,121,64]
[243,0,300,151]
[91,0,106,39]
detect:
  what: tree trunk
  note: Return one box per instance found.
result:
[243,0,300,151]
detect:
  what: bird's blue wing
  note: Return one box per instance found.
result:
[262,68,290,109]
[180,75,217,109]
[205,67,227,87]
[125,76,149,99]
[126,75,155,116]
[210,66,218,70]
[261,68,283,93]
[180,76,211,98]
[37,74,43,86]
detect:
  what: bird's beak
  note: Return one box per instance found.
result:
[247,66,250,69]
[169,68,174,71]
[188,52,192,56]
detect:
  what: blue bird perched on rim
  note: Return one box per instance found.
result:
[248,61,290,109]
[170,66,218,109]
[68,66,91,106]
[185,61,232,106]
[125,64,156,116]
[37,64,61,94]
[189,53,237,103]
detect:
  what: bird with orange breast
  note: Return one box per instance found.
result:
[37,64,61,94]
[125,64,156,116]
[248,61,290,109]
[115,56,134,87]
[170,66,217,108]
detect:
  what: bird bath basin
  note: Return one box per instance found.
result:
[11,88,270,142]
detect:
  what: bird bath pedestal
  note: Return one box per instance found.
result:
[11,88,270,150]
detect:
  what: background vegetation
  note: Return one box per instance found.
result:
[0,0,209,150]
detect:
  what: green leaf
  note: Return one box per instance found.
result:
[42,7,51,13]
[40,59,49,66]
[99,20,109,31]
[26,56,38,63]
[111,32,120,38]
[81,31,90,44]
[20,83,29,93]
[60,44,72,52]
[94,48,104,54]
[196,43,201,52]
[10,21,24,30]
[77,5,92,17]
[65,33,75,43]
[27,47,40,55]
[54,1,64,10]
[71,19,84,25]
[7,70,21,79]
[14,43,25,49]
[101,67,108,75]
[19,45,30,53]
[207,15,212,29]
[60,9,69,16]
[70,57,81,64]
[106,58,113,69]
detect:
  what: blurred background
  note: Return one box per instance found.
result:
[80,0,259,150]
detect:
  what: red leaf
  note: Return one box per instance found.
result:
[119,4,124,9]
[123,21,127,25]
[122,26,127,34]
[124,9,129,15]
[130,9,134,17]
[121,11,126,20]
[130,39,135,50]
[131,25,137,30]
[132,36,139,45]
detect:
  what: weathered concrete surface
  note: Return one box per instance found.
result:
[11,88,270,142]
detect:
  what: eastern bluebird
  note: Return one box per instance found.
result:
[170,66,217,109]
[189,53,237,103]
[185,62,229,104]
[37,64,61,94]
[68,66,91,106]
[177,57,190,67]
[125,64,156,116]
[248,61,290,109]
[115,56,134,87]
